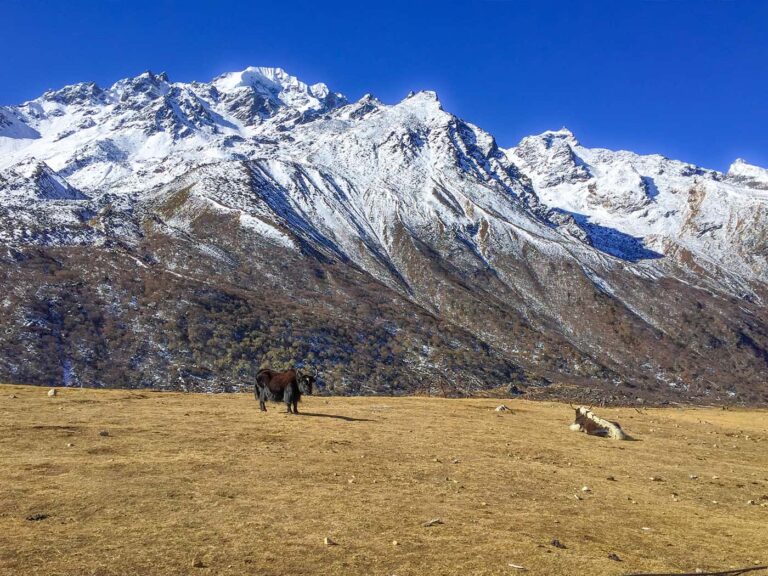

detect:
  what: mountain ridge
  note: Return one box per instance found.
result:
[2,68,767,404]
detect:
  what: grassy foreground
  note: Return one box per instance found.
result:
[1,385,767,576]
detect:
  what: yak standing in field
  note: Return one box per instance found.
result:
[255,368,315,414]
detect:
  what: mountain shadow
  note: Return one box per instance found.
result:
[557,209,664,262]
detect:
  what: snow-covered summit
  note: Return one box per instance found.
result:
[507,129,768,283]
[214,66,326,96]
[727,158,768,190]
[539,127,579,145]
[3,67,768,398]
[2,67,768,290]
[0,157,86,201]
[212,66,346,115]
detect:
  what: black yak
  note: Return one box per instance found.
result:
[255,368,315,414]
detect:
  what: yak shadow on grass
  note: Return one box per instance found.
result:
[299,412,375,423]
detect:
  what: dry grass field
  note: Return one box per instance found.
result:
[1,384,767,576]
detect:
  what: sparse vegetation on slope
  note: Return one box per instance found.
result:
[3,68,768,402]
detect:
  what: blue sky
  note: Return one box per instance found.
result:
[1,0,766,171]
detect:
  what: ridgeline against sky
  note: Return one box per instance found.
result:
[1,0,766,171]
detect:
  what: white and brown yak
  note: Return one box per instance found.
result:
[569,406,631,440]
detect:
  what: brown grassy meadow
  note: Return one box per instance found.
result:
[1,384,767,576]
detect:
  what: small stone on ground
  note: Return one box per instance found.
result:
[423,518,443,527]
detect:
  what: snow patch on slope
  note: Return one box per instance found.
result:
[238,214,296,249]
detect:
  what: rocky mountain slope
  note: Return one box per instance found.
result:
[508,129,768,291]
[1,67,767,404]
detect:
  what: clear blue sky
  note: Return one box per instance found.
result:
[1,0,766,171]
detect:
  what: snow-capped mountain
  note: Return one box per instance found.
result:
[1,67,767,404]
[508,129,768,290]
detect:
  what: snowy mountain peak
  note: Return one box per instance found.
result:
[540,127,579,145]
[211,66,347,120]
[727,158,768,190]
[109,71,171,104]
[507,125,768,279]
[211,66,346,112]
[509,129,589,188]
[213,66,294,92]
[396,90,443,116]
[404,90,440,102]
[3,66,768,399]
[3,66,768,289]
[1,158,86,200]
[43,81,105,105]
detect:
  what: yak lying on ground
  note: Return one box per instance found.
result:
[255,368,315,414]
[569,406,630,440]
